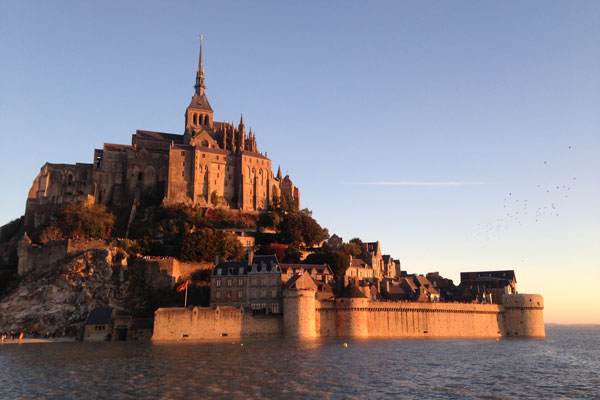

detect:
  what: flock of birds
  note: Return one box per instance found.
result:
[475,145,576,241]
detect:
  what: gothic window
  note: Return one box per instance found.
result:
[201,140,209,147]
[204,115,209,125]
[193,114,197,125]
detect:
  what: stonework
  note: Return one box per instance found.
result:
[24,40,300,229]
[153,293,545,340]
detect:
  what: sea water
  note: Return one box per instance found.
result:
[1,326,598,399]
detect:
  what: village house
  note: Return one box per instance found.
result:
[457,270,517,304]
[210,255,282,314]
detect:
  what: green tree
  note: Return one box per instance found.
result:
[177,228,244,262]
[301,214,327,247]
[55,202,115,239]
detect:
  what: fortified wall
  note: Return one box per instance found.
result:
[153,292,545,340]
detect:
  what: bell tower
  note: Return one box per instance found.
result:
[185,36,214,136]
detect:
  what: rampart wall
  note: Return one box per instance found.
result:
[152,306,282,340]
[154,294,545,340]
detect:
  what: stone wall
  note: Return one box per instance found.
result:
[17,238,114,277]
[131,258,212,289]
[364,301,503,338]
[153,294,545,340]
[152,306,282,341]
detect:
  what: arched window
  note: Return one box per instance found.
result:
[204,115,209,126]
[193,114,197,125]
[201,140,209,147]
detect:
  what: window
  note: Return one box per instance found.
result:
[202,154,206,158]
[216,279,221,287]
[216,291,221,299]
[217,156,220,160]
[181,151,185,156]
[227,279,232,287]
[238,278,243,286]
[271,288,276,298]
[261,288,267,297]
[238,290,243,299]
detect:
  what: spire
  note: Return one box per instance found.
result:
[194,35,205,95]
[277,165,282,180]
[239,113,244,126]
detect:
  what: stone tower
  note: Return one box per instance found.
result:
[283,273,317,338]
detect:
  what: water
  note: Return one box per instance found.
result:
[1,326,598,399]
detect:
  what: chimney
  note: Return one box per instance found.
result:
[247,249,254,265]
[214,255,220,266]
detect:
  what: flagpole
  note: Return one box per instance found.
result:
[184,280,188,308]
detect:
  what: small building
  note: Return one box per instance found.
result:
[458,270,517,304]
[210,255,283,315]
[280,264,334,285]
[344,257,375,285]
[83,307,115,341]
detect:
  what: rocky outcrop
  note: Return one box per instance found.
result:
[0,246,129,334]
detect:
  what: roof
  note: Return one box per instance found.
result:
[213,261,248,276]
[283,273,318,291]
[338,284,368,299]
[240,150,270,160]
[135,130,184,143]
[350,258,369,269]
[104,143,133,152]
[85,307,114,325]
[251,255,280,273]
[187,92,213,111]
[460,270,516,283]
[280,264,333,275]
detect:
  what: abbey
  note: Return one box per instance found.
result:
[25,41,300,228]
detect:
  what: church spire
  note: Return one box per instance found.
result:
[194,35,205,95]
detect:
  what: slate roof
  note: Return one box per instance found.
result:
[104,143,133,152]
[85,307,114,325]
[213,261,248,276]
[460,270,516,284]
[188,92,213,111]
[135,130,184,143]
[280,264,333,275]
[251,255,280,273]
[338,284,367,299]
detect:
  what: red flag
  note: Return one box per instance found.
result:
[176,281,188,292]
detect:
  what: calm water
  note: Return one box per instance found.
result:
[1,326,599,399]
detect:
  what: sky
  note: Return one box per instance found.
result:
[1,1,598,323]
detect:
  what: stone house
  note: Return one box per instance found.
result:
[210,255,283,315]
[83,307,115,341]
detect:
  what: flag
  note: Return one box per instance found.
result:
[176,281,188,292]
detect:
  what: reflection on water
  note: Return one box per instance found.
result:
[1,327,599,399]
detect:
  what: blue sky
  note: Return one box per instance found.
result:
[1,1,599,323]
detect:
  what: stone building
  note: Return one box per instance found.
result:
[24,39,300,229]
[210,255,282,314]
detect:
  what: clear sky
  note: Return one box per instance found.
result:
[1,1,598,323]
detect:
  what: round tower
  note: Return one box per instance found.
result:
[502,294,546,338]
[335,285,369,338]
[283,288,316,338]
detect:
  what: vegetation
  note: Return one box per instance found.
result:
[0,216,24,243]
[38,202,116,241]
[177,228,245,262]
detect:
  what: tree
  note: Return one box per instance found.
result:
[278,213,303,244]
[55,202,115,239]
[177,228,244,262]
[301,214,327,247]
